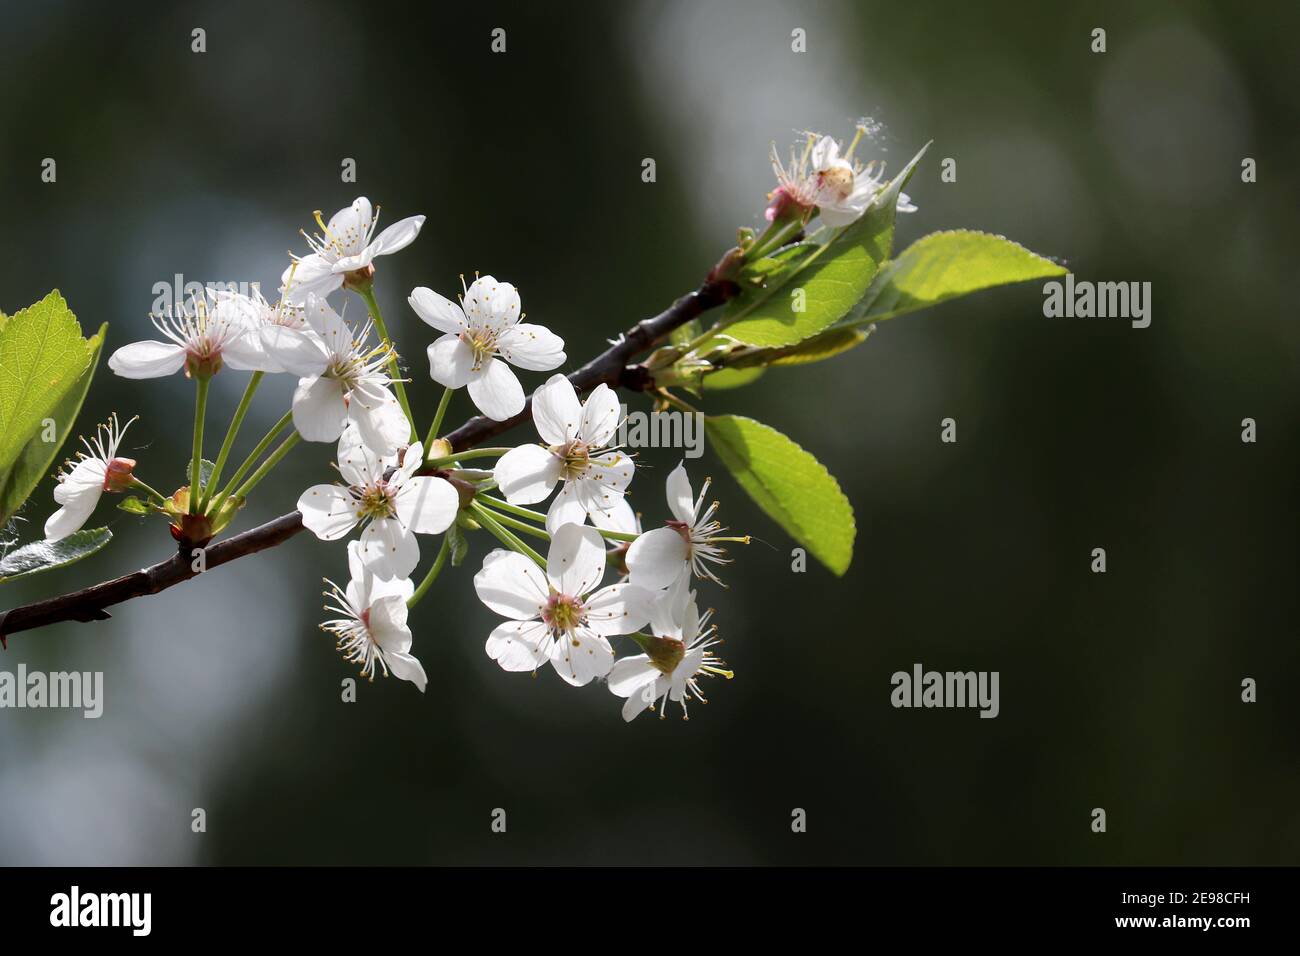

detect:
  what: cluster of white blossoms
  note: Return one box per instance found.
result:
[53,194,747,720]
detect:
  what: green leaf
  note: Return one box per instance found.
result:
[0,320,107,525]
[0,292,101,522]
[738,241,820,286]
[767,326,872,366]
[720,142,929,348]
[187,458,216,492]
[844,229,1066,326]
[117,496,151,515]
[698,326,874,392]
[447,522,468,567]
[702,366,766,390]
[705,415,855,575]
[0,528,113,584]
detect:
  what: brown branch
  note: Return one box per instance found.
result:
[0,277,735,644]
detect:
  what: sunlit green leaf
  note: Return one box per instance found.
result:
[705,415,855,575]
[844,229,1066,326]
[0,292,101,523]
[117,496,151,515]
[0,320,107,525]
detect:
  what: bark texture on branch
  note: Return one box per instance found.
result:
[0,279,732,644]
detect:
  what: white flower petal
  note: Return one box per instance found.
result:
[347,384,409,455]
[220,330,274,372]
[53,459,107,505]
[531,373,582,445]
[474,549,548,620]
[297,484,359,540]
[463,276,521,332]
[358,517,420,580]
[292,375,347,442]
[384,650,427,692]
[107,341,187,379]
[281,256,341,304]
[368,215,424,257]
[811,135,840,170]
[584,582,653,636]
[665,461,695,524]
[626,526,689,591]
[260,325,329,377]
[485,620,550,672]
[496,323,566,372]
[328,197,374,257]
[593,495,638,535]
[494,444,561,505]
[300,295,350,354]
[427,334,477,388]
[578,383,621,447]
[43,501,96,543]
[548,627,613,687]
[817,204,862,228]
[395,476,459,534]
[44,465,105,542]
[607,655,659,697]
[408,287,467,335]
[546,523,605,598]
[466,358,525,421]
[622,680,661,721]
[334,430,382,487]
[367,592,411,648]
[544,482,588,535]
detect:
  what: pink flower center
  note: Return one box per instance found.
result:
[541,593,585,634]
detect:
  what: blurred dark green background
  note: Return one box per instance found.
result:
[0,0,1295,865]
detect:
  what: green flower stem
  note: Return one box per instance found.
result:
[478,509,550,541]
[207,410,293,515]
[189,377,210,513]
[201,371,263,512]
[233,432,301,498]
[408,535,451,609]
[476,496,546,522]
[476,495,640,544]
[745,216,805,262]
[424,447,514,469]
[471,503,546,568]
[423,386,454,453]
[128,477,168,503]
[355,285,417,442]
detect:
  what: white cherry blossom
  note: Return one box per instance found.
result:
[410,275,565,421]
[290,294,409,454]
[769,126,916,228]
[44,414,138,542]
[108,290,257,379]
[321,542,426,691]
[474,523,654,686]
[625,462,746,590]
[281,197,425,303]
[298,431,459,580]
[492,374,633,533]
[206,286,328,377]
[607,577,731,721]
